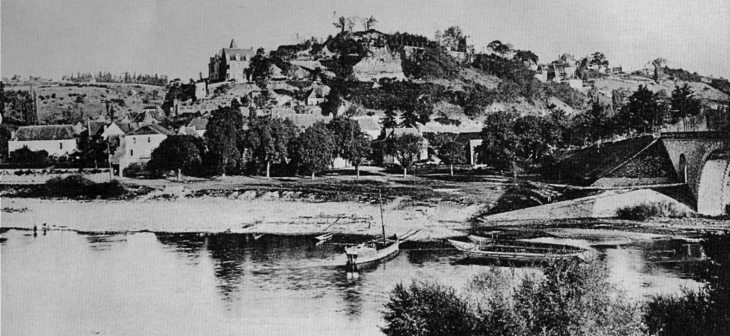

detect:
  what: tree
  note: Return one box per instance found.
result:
[205,106,244,176]
[381,107,399,129]
[346,17,357,32]
[243,117,298,178]
[0,126,12,161]
[476,111,520,182]
[327,118,372,178]
[293,122,336,179]
[382,281,477,336]
[362,15,377,31]
[78,133,111,168]
[513,50,539,65]
[148,135,205,180]
[651,57,668,82]
[670,83,702,122]
[383,133,423,177]
[589,51,609,70]
[487,40,513,57]
[438,141,465,176]
[621,85,661,133]
[579,100,613,145]
[437,26,467,51]
[248,53,272,83]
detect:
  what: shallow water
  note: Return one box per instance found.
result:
[1,230,704,336]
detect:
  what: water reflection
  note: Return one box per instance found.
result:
[1,230,708,336]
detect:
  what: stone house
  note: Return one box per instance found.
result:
[119,124,174,173]
[8,125,78,157]
[208,39,256,83]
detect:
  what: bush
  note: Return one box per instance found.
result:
[382,258,646,336]
[44,175,129,199]
[616,201,685,220]
[382,281,478,336]
[645,232,730,336]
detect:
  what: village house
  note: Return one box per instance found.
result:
[8,125,78,157]
[306,87,327,106]
[208,39,256,83]
[119,124,175,174]
[187,118,208,137]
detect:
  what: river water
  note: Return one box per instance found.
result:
[1,230,704,336]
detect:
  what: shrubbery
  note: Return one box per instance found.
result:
[382,258,646,336]
[615,201,686,220]
[44,175,129,199]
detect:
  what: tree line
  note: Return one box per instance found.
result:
[147,105,432,180]
[62,72,168,86]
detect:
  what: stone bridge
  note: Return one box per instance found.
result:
[661,131,730,216]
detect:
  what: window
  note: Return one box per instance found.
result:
[59,143,63,150]
[133,137,136,144]
[148,137,150,143]
[130,149,134,156]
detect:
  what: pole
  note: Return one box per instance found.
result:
[379,189,386,245]
[107,140,113,181]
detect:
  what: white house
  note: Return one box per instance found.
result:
[8,125,78,156]
[306,87,327,106]
[119,124,174,172]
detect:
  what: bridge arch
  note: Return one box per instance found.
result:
[697,151,730,216]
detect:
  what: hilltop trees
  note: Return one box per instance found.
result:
[148,135,206,180]
[589,52,609,69]
[435,26,467,51]
[243,117,298,178]
[362,15,378,31]
[292,121,336,179]
[333,16,347,34]
[205,106,244,176]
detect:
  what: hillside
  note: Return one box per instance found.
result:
[3,81,166,124]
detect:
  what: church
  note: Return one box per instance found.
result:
[208,39,256,83]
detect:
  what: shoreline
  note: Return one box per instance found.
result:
[3,196,729,242]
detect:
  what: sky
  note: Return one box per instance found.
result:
[2,0,729,81]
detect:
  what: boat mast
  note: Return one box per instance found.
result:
[379,189,386,244]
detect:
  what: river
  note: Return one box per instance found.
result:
[1,230,704,336]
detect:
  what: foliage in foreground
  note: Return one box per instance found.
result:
[645,232,730,336]
[382,258,646,336]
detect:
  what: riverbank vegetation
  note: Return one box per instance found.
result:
[383,257,646,336]
[382,232,730,336]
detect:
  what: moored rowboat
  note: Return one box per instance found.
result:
[449,238,588,262]
[344,239,400,267]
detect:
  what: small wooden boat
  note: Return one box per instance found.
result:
[315,232,334,246]
[316,232,334,241]
[449,238,588,262]
[345,238,400,267]
[252,233,265,240]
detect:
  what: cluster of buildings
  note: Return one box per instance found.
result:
[531,53,624,92]
[6,107,206,175]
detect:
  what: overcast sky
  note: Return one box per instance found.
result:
[2,0,729,80]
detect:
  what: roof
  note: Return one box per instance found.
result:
[354,117,381,131]
[112,121,133,134]
[127,124,175,136]
[14,125,76,141]
[307,87,326,99]
[388,127,421,137]
[187,117,209,130]
[88,121,106,136]
[222,48,256,60]
[229,39,238,48]
[177,126,199,136]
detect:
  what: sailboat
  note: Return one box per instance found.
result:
[344,190,400,268]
